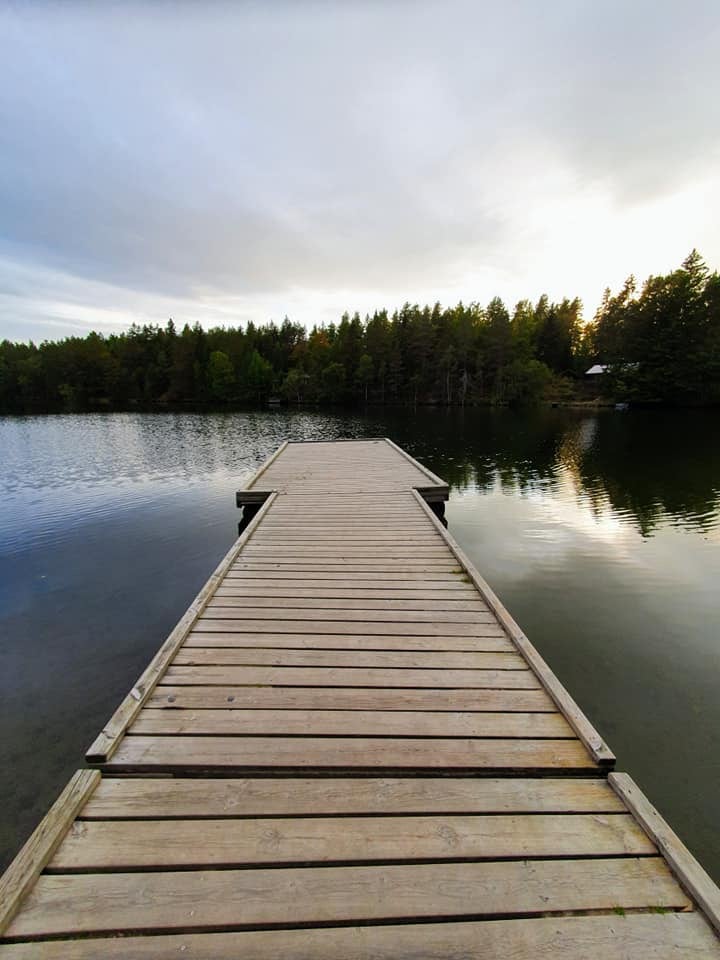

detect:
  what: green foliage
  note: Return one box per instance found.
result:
[1,252,717,412]
[321,362,346,402]
[585,250,720,404]
[503,358,553,405]
[244,349,273,401]
[355,353,374,403]
[207,350,235,401]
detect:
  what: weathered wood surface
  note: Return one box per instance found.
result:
[3,772,719,953]
[184,631,515,650]
[147,685,557,711]
[2,858,691,940]
[0,771,99,936]
[3,439,719,956]
[199,606,499,624]
[159,664,541,687]
[170,648,524,668]
[80,776,627,819]
[105,735,595,771]
[610,772,720,936]
[1,914,716,959]
[50,812,654,870]
[129,707,575,738]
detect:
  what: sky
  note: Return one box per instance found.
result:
[1,0,719,343]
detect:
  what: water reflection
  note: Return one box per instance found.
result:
[2,409,718,542]
[384,408,720,539]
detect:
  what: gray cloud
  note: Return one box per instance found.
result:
[1,0,719,339]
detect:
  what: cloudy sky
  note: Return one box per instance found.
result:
[1,0,719,342]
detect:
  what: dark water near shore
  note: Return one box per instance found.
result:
[1,409,719,878]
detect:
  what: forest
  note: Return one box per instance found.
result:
[1,251,718,412]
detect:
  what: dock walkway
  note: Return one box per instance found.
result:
[1,439,719,956]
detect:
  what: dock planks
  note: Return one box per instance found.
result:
[2,438,719,957]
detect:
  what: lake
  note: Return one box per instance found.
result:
[1,408,719,879]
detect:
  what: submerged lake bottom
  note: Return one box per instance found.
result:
[0,408,719,880]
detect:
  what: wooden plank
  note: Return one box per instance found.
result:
[4,858,687,939]
[254,538,443,546]
[258,523,437,530]
[233,559,462,582]
[201,606,495,624]
[86,493,279,764]
[105,736,594,770]
[610,772,720,936]
[269,499,422,504]
[50,813,653,870]
[224,572,471,586]
[263,505,424,510]
[256,491,419,498]
[184,633,514,651]
[265,513,426,521]
[204,600,492,619]
[0,770,100,936]
[82,776,626,819]
[2,914,716,959]
[171,649,526,670]
[254,527,440,536]
[260,512,428,520]
[200,622,506,639]
[238,547,451,556]
[231,561,460,571]
[161,665,542,688]
[262,511,428,517]
[194,619,503,637]
[263,518,429,524]
[186,629,508,643]
[214,586,479,600]
[149,685,557,711]
[412,491,616,767]
[267,501,423,509]
[129,708,574,738]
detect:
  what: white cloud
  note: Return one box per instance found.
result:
[1,0,719,341]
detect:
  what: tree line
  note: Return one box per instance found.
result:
[0,251,717,412]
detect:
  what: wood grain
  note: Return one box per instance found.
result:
[184,631,514,651]
[0,770,100,935]
[81,776,626,819]
[161,664,542,688]
[51,813,653,870]
[210,593,486,611]
[610,772,720,935]
[148,685,557,711]
[129,707,574,738]
[105,735,594,770]
[193,618,505,637]
[5,858,687,939]
[171,648,525,670]
[2,914,716,959]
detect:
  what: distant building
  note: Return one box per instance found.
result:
[585,364,608,375]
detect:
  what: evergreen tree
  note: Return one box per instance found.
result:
[1,251,717,411]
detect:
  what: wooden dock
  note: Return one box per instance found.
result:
[2,438,719,957]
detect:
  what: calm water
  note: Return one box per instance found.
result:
[1,409,719,878]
